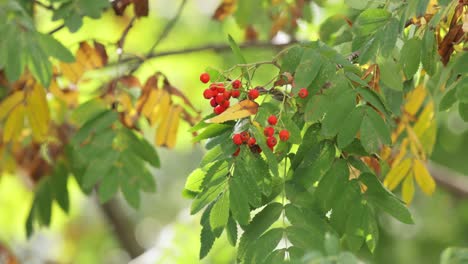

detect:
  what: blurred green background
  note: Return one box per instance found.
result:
[1,0,468,263]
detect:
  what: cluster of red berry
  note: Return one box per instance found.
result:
[200,72,242,115]
[263,115,289,151]
[200,72,262,115]
[231,114,291,157]
[231,131,260,156]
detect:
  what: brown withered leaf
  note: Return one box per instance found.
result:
[60,41,108,83]
[245,25,258,42]
[112,0,148,17]
[213,0,237,21]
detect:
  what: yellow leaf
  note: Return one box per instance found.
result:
[0,91,25,121]
[60,42,107,83]
[413,159,436,195]
[206,100,259,123]
[3,104,25,142]
[413,101,434,137]
[402,173,415,205]
[392,138,409,167]
[384,158,412,191]
[25,84,50,142]
[150,90,171,125]
[155,105,182,148]
[50,80,78,106]
[404,85,427,116]
[142,89,161,119]
[406,125,425,160]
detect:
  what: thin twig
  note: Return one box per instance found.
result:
[146,0,188,55]
[48,24,65,35]
[118,41,297,66]
[117,16,137,61]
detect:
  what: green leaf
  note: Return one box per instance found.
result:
[279,113,302,144]
[26,38,53,87]
[379,59,403,91]
[281,45,304,73]
[345,201,366,251]
[304,94,330,123]
[191,179,227,214]
[238,203,283,259]
[286,226,324,252]
[121,179,141,208]
[360,173,413,224]
[321,88,356,137]
[459,102,468,122]
[358,36,379,64]
[122,129,160,168]
[291,123,321,169]
[226,215,238,246]
[294,140,335,188]
[82,151,119,189]
[247,228,283,264]
[36,180,53,226]
[193,124,232,143]
[452,52,468,75]
[52,0,109,32]
[228,34,247,64]
[315,159,350,212]
[337,107,364,148]
[98,166,120,203]
[354,9,391,36]
[455,77,468,103]
[294,49,323,90]
[37,33,75,63]
[400,38,422,78]
[360,107,391,153]
[210,191,230,232]
[229,175,251,225]
[72,110,118,144]
[356,87,390,116]
[50,162,69,213]
[200,205,216,259]
[329,180,362,233]
[346,0,369,9]
[337,252,361,264]
[421,29,437,76]
[379,18,399,57]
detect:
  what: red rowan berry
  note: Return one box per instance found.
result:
[200,73,210,83]
[231,90,240,98]
[222,100,230,108]
[232,134,243,145]
[223,90,231,100]
[214,105,225,115]
[210,98,217,107]
[209,83,218,91]
[215,94,225,105]
[217,85,225,93]
[279,129,290,141]
[232,79,241,89]
[298,88,308,98]
[267,115,278,126]
[266,136,277,147]
[203,89,214,99]
[240,131,250,142]
[248,89,259,100]
[247,137,256,146]
[264,126,274,137]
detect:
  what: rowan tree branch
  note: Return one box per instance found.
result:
[429,163,468,198]
[99,198,144,259]
[146,0,188,55]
